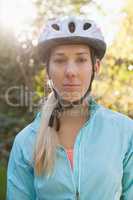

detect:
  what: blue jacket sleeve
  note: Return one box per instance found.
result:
[120,134,133,199]
[7,135,36,200]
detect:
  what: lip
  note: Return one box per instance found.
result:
[63,85,80,88]
[63,84,80,91]
[63,84,80,86]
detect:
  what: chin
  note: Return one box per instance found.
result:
[63,97,80,102]
[60,92,83,102]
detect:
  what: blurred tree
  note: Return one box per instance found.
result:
[92,0,133,118]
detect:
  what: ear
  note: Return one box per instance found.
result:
[94,59,101,74]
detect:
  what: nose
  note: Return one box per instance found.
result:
[64,61,78,78]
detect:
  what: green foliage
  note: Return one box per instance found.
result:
[0,165,7,200]
[34,68,47,97]
[0,29,40,165]
[92,0,133,118]
[92,63,133,118]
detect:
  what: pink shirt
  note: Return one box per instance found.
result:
[66,149,73,169]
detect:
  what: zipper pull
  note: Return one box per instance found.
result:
[76,190,79,200]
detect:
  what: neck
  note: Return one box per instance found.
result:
[59,103,89,122]
[58,104,89,149]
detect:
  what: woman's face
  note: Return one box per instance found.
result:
[48,44,100,102]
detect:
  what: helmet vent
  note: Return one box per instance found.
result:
[51,24,60,31]
[83,23,91,30]
[68,22,75,33]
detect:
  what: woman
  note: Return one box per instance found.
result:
[7,16,133,200]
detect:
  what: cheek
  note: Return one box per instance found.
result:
[49,64,57,79]
[82,67,92,85]
[49,67,63,88]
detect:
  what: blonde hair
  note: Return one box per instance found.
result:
[34,92,59,176]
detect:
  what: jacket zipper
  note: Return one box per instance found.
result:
[62,147,80,200]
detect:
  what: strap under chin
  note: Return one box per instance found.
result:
[53,87,90,111]
[48,88,91,131]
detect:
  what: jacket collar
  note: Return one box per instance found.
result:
[31,96,100,133]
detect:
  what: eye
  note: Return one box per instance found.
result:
[76,58,87,63]
[53,58,66,63]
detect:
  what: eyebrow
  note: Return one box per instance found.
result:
[53,52,90,56]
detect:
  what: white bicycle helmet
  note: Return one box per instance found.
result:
[38,16,106,61]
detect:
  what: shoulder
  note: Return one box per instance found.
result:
[89,97,133,130]
[11,112,41,165]
[95,104,133,142]
[14,112,41,146]
[98,105,133,128]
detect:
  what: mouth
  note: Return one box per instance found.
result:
[63,84,80,86]
[63,84,80,88]
[63,84,79,87]
[63,84,80,91]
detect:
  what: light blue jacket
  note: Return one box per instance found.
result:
[7,99,133,200]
